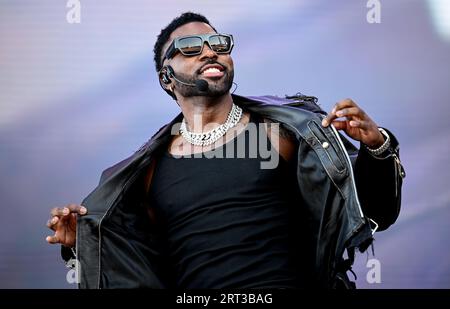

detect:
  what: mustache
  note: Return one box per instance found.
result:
[196,60,227,74]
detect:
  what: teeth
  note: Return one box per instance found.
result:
[203,67,221,74]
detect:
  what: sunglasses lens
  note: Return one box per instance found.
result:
[173,34,233,58]
[209,35,232,53]
[178,37,203,55]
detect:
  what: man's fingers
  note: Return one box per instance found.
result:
[349,120,369,130]
[46,216,59,230]
[50,204,87,217]
[322,99,356,127]
[50,207,68,217]
[333,98,357,112]
[46,235,60,244]
[322,106,339,127]
[321,115,334,127]
[331,120,347,130]
[335,107,363,118]
[66,204,88,215]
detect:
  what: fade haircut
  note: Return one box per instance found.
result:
[153,12,217,72]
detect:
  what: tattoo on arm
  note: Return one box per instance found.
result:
[263,118,296,141]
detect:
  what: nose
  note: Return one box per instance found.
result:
[199,42,218,60]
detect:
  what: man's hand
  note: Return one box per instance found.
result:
[321,98,384,148]
[45,204,87,248]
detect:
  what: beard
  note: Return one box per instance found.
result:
[174,68,234,98]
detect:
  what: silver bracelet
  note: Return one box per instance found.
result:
[365,128,391,156]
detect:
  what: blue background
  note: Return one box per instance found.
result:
[0,0,449,288]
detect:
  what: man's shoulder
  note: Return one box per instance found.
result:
[97,154,139,186]
[97,94,323,185]
[233,92,326,115]
[235,93,327,139]
[97,113,183,186]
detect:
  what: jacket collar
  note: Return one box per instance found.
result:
[141,93,320,154]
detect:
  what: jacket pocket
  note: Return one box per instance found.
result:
[307,120,347,178]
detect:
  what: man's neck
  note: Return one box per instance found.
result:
[177,93,234,133]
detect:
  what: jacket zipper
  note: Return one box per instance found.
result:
[392,152,405,198]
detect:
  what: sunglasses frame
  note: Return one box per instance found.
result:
[162,33,234,64]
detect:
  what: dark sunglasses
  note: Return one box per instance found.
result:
[162,33,234,63]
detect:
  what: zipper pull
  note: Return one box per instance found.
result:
[393,153,406,179]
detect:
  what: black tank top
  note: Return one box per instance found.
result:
[149,111,307,288]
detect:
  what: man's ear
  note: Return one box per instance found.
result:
[159,66,172,85]
[158,66,177,101]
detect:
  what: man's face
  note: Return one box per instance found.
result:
[161,22,234,98]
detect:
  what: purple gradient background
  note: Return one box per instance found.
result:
[0,0,449,288]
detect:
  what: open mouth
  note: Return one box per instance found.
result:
[199,64,225,78]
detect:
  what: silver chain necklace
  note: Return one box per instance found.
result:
[179,103,243,146]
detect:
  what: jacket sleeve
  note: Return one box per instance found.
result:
[60,164,120,265]
[346,128,405,231]
[284,95,405,231]
[60,162,123,264]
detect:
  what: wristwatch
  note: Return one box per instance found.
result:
[365,128,391,156]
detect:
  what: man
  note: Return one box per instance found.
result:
[46,12,405,288]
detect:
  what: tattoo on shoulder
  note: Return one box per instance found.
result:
[263,118,296,141]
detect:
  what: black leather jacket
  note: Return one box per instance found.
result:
[66,94,404,288]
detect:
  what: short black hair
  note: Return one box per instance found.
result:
[153,12,217,72]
